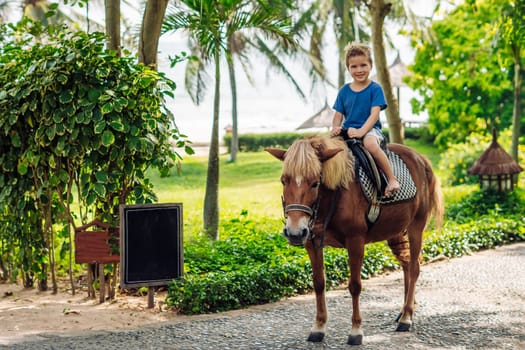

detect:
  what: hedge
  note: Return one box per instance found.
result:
[166,215,524,315]
[222,127,432,153]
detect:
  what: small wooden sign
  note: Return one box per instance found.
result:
[75,220,120,264]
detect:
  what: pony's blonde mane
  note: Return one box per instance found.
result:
[283,136,354,190]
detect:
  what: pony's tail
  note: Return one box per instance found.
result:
[430,172,445,230]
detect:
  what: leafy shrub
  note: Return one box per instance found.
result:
[438,129,523,186]
[224,127,433,153]
[0,21,188,285]
[223,132,318,153]
[403,126,434,142]
[438,131,492,185]
[423,216,524,259]
[166,211,524,315]
[446,188,525,223]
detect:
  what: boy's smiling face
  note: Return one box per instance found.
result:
[347,55,372,84]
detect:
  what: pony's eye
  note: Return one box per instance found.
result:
[311,181,320,189]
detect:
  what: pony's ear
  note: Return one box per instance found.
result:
[319,147,343,162]
[265,148,287,161]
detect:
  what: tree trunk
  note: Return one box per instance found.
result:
[334,0,351,87]
[369,0,404,144]
[203,48,221,240]
[511,44,521,162]
[138,0,169,68]
[227,53,239,162]
[105,0,120,54]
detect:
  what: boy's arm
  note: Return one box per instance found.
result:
[330,111,344,137]
[349,106,381,138]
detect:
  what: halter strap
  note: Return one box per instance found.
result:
[284,204,314,216]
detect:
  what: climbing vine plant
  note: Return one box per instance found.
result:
[0,20,189,290]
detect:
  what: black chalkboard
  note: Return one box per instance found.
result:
[120,203,183,288]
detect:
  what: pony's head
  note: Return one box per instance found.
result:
[266,136,353,246]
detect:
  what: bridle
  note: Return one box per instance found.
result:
[282,196,321,230]
[281,171,343,248]
[281,174,323,245]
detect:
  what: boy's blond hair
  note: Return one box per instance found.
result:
[344,42,373,68]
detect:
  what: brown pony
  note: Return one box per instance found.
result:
[266,135,443,346]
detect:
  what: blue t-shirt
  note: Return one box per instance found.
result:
[332,81,387,130]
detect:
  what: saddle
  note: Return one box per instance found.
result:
[344,138,417,224]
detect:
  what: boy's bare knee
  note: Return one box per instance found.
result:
[364,138,380,153]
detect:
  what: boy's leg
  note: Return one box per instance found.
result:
[363,134,400,197]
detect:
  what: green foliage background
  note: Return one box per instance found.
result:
[0,21,188,288]
[407,0,516,149]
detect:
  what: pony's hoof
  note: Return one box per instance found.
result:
[307,332,325,342]
[347,334,363,345]
[395,322,411,332]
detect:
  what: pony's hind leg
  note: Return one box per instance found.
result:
[387,232,411,323]
[390,226,424,332]
[305,241,327,342]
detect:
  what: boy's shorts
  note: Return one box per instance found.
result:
[365,128,384,144]
[339,127,385,144]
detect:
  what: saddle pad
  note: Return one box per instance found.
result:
[358,150,417,205]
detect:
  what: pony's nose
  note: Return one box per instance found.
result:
[283,226,309,246]
[301,227,308,239]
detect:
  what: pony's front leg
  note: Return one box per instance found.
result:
[305,240,327,342]
[347,240,365,345]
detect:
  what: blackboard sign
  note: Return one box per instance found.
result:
[120,203,183,288]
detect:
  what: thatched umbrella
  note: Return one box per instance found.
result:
[468,128,523,192]
[296,101,334,130]
[371,52,410,103]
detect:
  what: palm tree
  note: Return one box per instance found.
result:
[163,0,297,238]
[359,0,441,144]
[224,0,304,162]
[164,0,303,163]
[139,0,169,68]
[291,0,369,91]
[365,0,405,143]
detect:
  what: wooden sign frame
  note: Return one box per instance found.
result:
[119,203,183,289]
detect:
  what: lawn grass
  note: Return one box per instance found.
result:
[148,138,443,239]
[149,151,285,238]
[404,138,440,168]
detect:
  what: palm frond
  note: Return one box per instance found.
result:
[184,44,209,105]
[250,35,306,100]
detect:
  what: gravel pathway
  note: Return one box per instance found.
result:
[3,243,524,350]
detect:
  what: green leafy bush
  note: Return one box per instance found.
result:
[424,216,524,259]
[166,211,524,315]
[0,21,188,286]
[223,132,318,153]
[438,131,493,185]
[224,127,432,154]
[402,126,434,142]
[446,188,525,223]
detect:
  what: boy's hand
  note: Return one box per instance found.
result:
[347,128,363,138]
[330,126,342,137]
